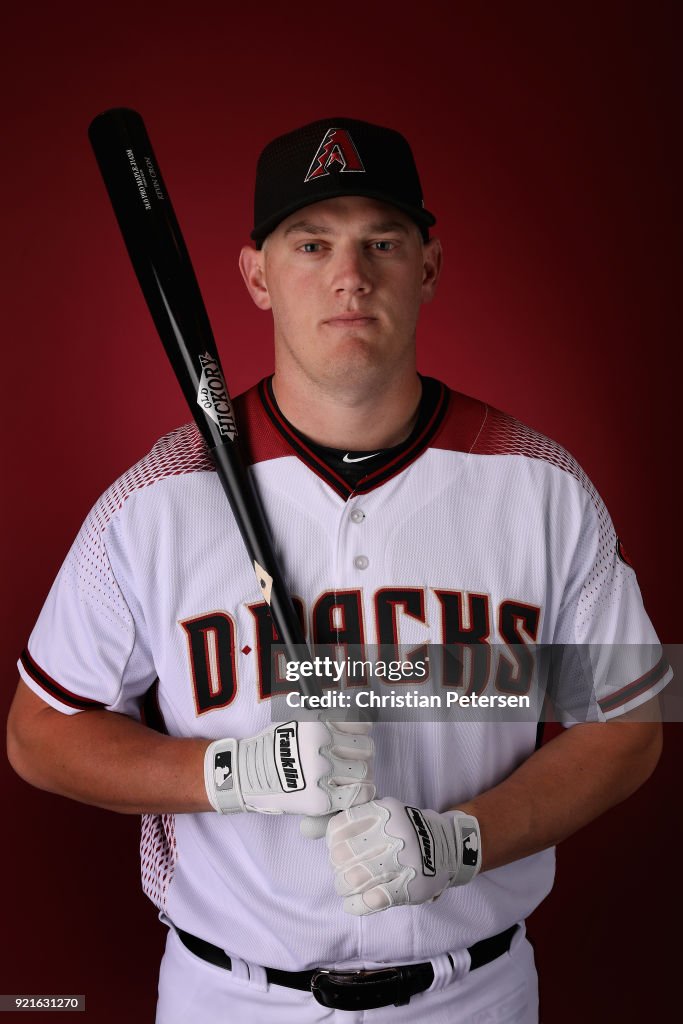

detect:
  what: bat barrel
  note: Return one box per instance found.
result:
[89,108,222,451]
[89,108,310,671]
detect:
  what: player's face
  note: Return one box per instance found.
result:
[240,196,441,399]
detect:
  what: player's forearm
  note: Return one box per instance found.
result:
[8,681,375,819]
[7,685,211,814]
[455,719,662,872]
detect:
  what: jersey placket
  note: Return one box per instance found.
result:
[330,485,373,963]
[332,490,374,633]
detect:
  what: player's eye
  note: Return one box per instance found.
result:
[299,242,323,253]
[370,240,396,252]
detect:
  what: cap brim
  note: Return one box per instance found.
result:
[251,189,437,245]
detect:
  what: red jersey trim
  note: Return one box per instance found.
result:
[256,376,452,499]
[598,655,670,714]
[353,381,450,494]
[233,383,301,466]
[430,391,489,454]
[20,648,106,711]
[258,378,352,495]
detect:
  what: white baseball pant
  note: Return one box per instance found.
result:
[155,921,538,1023]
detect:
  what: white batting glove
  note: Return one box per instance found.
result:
[327,797,481,916]
[204,719,374,818]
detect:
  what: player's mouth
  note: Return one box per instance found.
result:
[323,313,377,328]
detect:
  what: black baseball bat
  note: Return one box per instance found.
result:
[88,107,308,668]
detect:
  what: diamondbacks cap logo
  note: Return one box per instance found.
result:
[304,128,365,182]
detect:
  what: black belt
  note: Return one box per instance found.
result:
[176,923,519,1011]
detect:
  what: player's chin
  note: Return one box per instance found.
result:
[318,347,389,390]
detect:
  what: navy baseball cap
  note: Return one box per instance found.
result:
[251,117,436,248]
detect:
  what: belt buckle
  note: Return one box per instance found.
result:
[310,967,405,1010]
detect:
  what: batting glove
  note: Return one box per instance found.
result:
[327,797,481,916]
[204,719,374,817]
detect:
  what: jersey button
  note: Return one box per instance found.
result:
[350,509,366,524]
[353,555,369,570]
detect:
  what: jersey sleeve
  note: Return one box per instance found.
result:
[18,496,157,717]
[551,479,671,722]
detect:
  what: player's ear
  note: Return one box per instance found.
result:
[420,237,442,304]
[239,246,272,310]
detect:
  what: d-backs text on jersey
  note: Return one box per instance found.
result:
[181,587,542,714]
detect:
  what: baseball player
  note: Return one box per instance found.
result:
[8,118,669,1023]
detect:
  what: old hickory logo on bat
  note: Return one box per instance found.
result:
[197,352,238,441]
[274,723,305,791]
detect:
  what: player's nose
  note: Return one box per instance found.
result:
[330,243,372,295]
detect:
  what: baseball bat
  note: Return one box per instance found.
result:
[88,107,308,671]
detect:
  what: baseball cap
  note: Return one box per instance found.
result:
[251,117,436,247]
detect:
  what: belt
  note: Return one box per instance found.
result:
[176,923,519,1011]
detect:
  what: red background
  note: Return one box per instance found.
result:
[2,2,680,1020]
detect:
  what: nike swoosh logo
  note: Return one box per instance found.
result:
[343,452,381,463]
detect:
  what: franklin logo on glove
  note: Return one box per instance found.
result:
[406,807,437,876]
[327,798,483,915]
[275,723,304,791]
[203,719,374,817]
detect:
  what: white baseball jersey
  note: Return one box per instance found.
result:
[18,378,670,971]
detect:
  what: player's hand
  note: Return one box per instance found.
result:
[326,797,481,916]
[204,719,374,817]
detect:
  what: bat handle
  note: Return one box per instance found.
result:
[209,442,308,661]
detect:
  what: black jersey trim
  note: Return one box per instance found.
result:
[352,381,449,494]
[258,377,450,500]
[598,654,670,714]
[259,379,353,497]
[19,648,107,711]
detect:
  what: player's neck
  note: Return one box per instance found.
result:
[271,370,423,450]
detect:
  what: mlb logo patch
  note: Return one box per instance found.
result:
[461,825,479,867]
[214,750,233,792]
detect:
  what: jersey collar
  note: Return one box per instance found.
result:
[258,376,450,500]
